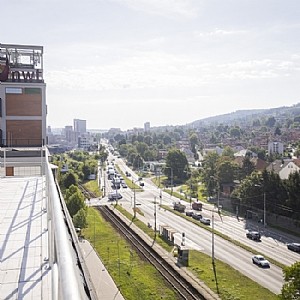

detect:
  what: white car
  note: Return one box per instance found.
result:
[252,255,270,268]
[200,217,211,225]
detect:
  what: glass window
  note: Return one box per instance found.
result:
[5,87,22,94]
[24,88,41,94]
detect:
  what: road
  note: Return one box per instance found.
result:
[92,155,300,295]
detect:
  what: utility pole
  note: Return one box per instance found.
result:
[171,168,173,196]
[154,197,157,238]
[212,210,215,266]
[263,191,266,227]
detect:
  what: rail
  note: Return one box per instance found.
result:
[45,150,88,300]
[99,205,207,300]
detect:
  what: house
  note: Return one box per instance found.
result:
[266,159,300,180]
[234,149,258,158]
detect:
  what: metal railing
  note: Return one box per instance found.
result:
[45,149,92,300]
[0,146,95,299]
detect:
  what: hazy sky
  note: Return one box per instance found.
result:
[2,0,300,130]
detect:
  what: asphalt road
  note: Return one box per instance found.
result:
[92,155,300,295]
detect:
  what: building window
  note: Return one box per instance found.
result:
[5,87,23,94]
[24,88,41,94]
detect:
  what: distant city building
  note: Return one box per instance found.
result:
[268,141,284,155]
[73,118,86,134]
[0,43,46,147]
[144,122,150,132]
[78,133,91,150]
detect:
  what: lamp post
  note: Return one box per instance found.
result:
[210,175,220,210]
[132,178,141,219]
[212,209,215,266]
[154,197,157,238]
[164,166,173,195]
[255,184,266,227]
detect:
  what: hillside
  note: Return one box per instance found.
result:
[189,103,300,128]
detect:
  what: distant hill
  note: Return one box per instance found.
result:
[188,103,300,128]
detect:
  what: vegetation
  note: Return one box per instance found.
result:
[82,207,179,300]
[281,262,300,299]
[52,149,107,229]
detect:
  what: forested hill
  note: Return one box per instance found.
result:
[188,103,300,128]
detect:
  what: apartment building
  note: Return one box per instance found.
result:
[0,43,46,147]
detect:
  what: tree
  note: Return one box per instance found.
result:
[165,149,189,183]
[62,171,78,189]
[230,127,241,139]
[73,208,88,229]
[265,116,276,127]
[217,159,237,184]
[189,132,199,155]
[281,261,300,299]
[66,189,85,217]
[241,156,255,178]
[222,146,235,158]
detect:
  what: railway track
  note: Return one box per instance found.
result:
[98,205,207,300]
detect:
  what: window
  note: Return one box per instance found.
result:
[24,88,41,94]
[5,87,22,94]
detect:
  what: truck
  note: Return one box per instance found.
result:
[192,201,202,211]
[173,202,186,213]
[108,168,115,180]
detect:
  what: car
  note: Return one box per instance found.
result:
[125,171,131,177]
[139,182,145,187]
[287,243,300,252]
[200,217,211,225]
[108,192,122,201]
[121,182,127,188]
[252,255,270,268]
[246,230,261,241]
[185,210,194,217]
[192,213,202,220]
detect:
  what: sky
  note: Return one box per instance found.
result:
[2,0,300,130]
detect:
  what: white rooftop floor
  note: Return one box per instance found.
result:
[0,176,51,300]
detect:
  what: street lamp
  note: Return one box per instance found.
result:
[254,184,266,227]
[154,197,157,238]
[210,175,220,211]
[132,178,142,218]
[164,166,173,195]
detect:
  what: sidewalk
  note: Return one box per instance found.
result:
[79,239,125,300]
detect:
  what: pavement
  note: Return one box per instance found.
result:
[79,239,125,300]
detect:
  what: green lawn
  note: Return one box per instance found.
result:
[82,206,280,300]
[82,207,180,300]
[189,251,279,300]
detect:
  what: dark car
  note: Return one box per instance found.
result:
[139,182,145,187]
[108,192,122,201]
[246,230,261,241]
[287,243,300,252]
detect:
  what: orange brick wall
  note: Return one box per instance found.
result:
[6,120,42,145]
[6,94,42,116]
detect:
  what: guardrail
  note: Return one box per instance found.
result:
[45,149,89,300]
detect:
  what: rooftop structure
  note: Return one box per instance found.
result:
[0,43,46,147]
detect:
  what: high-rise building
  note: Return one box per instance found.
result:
[0,43,46,147]
[144,121,150,132]
[73,118,86,134]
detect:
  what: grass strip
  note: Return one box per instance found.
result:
[82,207,180,300]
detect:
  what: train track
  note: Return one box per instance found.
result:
[78,183,98,199]
[98,205,207,300]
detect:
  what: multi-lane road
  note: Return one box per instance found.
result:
[93,155,300,295]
